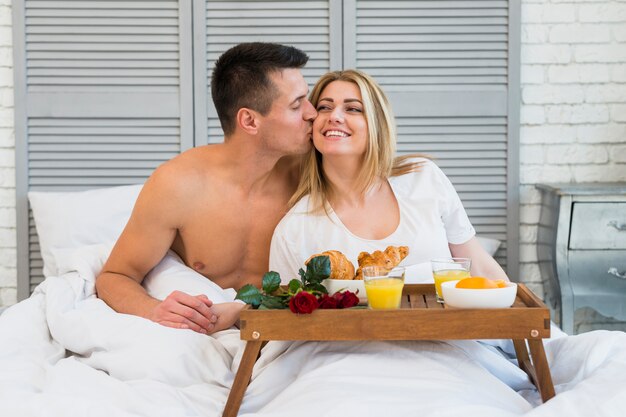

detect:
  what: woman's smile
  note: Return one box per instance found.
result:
[323,129,351,140]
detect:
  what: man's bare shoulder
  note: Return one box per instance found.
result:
[149,145,226,194]
[146,145,302,207]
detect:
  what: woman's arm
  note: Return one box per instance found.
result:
[449,237,510,281]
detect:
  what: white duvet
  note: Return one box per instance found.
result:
[1,244,625,417]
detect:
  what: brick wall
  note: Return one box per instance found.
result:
[520,0,626,332]
[0,0,15,307]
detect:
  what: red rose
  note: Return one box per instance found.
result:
[318,294,339,309]
[332,291,345,304]
[289,291,319,314]
[338,291,359,308]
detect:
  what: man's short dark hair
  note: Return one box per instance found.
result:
[211,42,309,136]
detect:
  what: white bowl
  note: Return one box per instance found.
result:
[441,280,517,308]
[322,279,367,301]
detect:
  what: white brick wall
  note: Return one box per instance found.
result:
[0,1,624,334]
[0,0,15,307]
[520,0,626,331]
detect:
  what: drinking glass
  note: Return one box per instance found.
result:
[362,266,405,310]
[430,258,471,303]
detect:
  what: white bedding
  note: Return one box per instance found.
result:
[1,244,625,417]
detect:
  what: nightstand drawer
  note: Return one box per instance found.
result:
[569,251,626,294]
[570,203,626,249]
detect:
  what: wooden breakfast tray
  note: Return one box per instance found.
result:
[222,284,554,417]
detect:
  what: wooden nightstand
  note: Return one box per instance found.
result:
[536,183,626,335]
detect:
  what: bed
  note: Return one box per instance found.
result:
[1,185,625,417]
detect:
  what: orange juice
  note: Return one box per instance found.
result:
[364,277,404,309]
[433,269,471,300]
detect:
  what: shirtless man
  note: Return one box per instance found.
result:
[95,43,317,335]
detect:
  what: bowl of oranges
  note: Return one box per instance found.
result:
[441,277,517,308]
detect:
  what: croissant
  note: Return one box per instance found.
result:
[305,250,355,280]
[354,246,409,280]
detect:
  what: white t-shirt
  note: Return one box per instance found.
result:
[269,158,475,284]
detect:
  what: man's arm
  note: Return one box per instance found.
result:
[95,165,217,334]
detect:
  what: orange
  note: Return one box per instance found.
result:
[494,279,507,288]
[455,277,498,289]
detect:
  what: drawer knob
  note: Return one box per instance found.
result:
[608,268,626,280]
[607,220,626,232]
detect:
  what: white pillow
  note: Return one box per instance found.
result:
[476,236,501,256]
[28,184,143,278]
[143,251,237,304]
[52,242,115,282]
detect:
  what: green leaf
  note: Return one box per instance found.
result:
[262,271,281,294]
[235,284,262,308]
[298,268,306,282]
[304,255,331,285]
[288,279,302,294]
[276,292,291,300]
[304,282,328,295]
[261,294,287,310]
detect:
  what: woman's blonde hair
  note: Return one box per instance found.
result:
[289,69,427,212]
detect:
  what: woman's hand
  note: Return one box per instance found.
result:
[209,302,247,334]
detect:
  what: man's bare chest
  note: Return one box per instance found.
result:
[172,198,288,288]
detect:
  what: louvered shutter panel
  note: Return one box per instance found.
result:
[345,0,519,277]
[194,0,342,145]
[15,0,194,297]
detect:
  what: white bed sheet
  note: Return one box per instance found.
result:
[1,244,625,417]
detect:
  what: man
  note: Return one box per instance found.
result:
[95,43,317,335]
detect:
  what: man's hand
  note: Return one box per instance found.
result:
[148,291,217,334]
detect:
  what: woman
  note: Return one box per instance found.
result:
[269,69,508,283]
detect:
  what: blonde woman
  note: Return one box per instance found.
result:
[269,69,509,283]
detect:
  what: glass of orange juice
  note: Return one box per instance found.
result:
[362,266,405,310]
[431,258,471,303]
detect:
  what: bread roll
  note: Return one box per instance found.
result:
[305,250,355,280]
[354,246,409,280]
